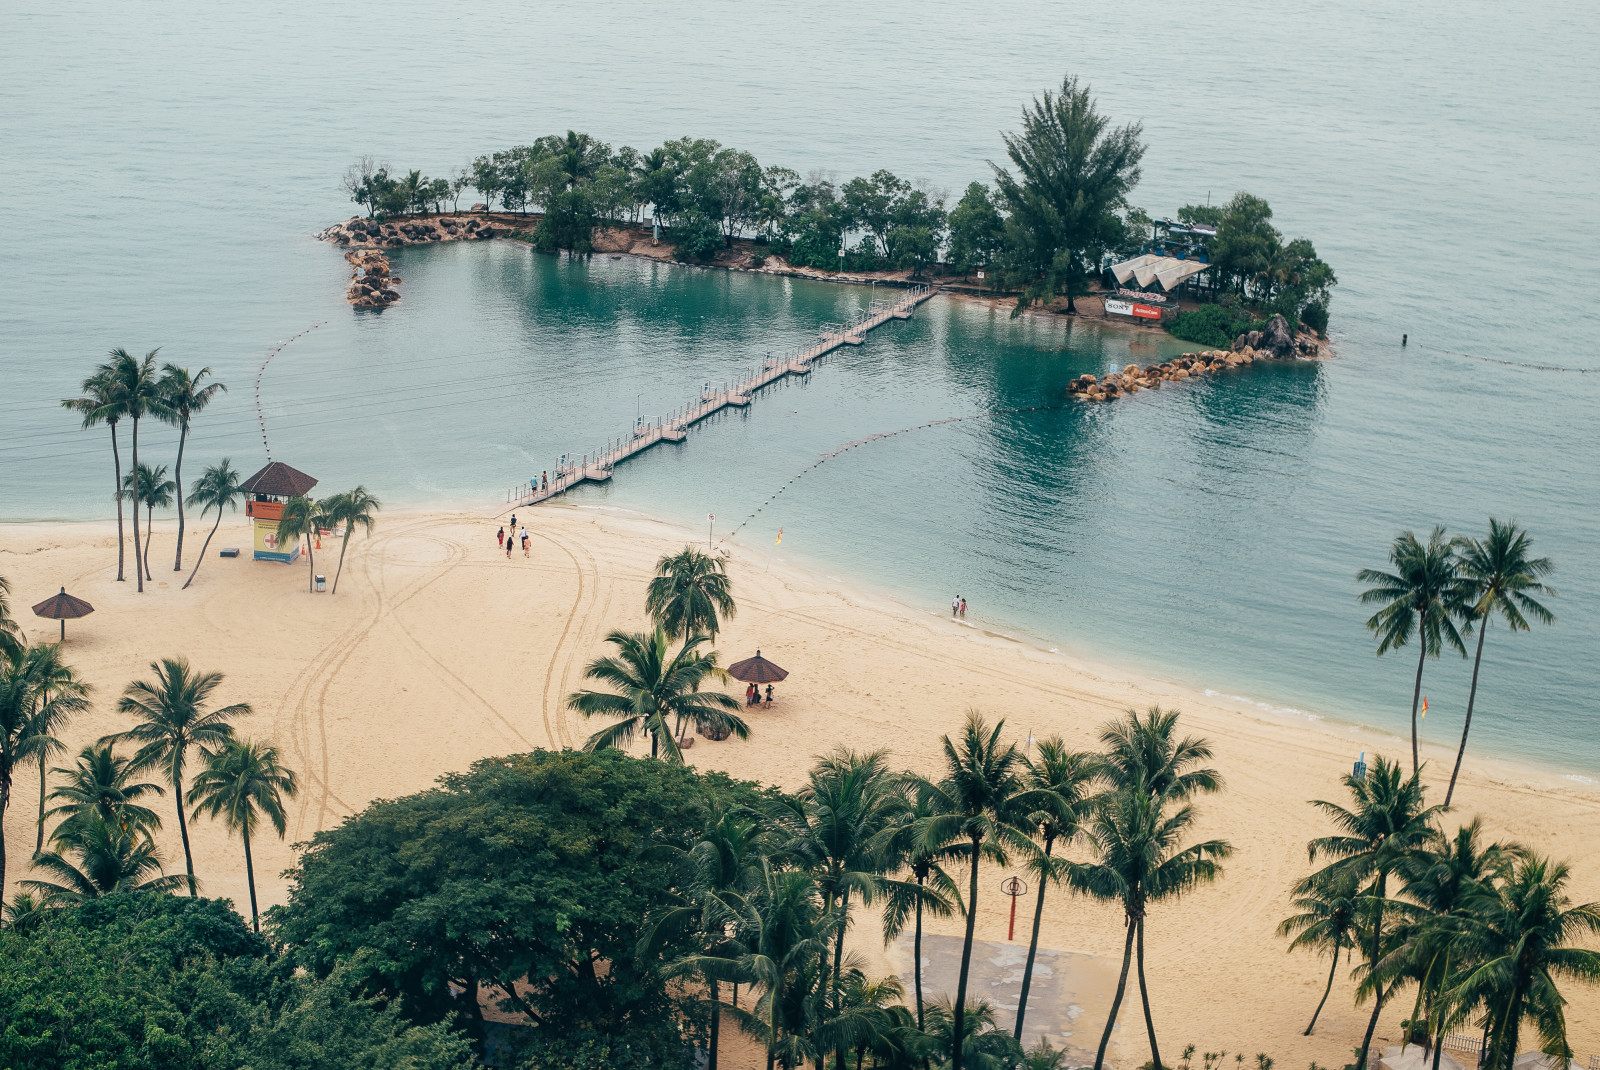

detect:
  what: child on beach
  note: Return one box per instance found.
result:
[960,598,967,618]
[497,526,505,549]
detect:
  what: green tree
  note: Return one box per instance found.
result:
[323,485,382,595]
[1278,869,1361,1035]
[61,359,132,582]
[113,656,252,895]
[946,182,1005,280]
[157,364,226,573]
[0,576,21,666]
[876,784,960,1028]
[1358,527,1467,775]
[122,461,175,583]
[0,656,67,894]
[15,643,93,852]
[274,494,328,593]
[727,860,830,1070]
[111,348,171,593]
[189,738,298,932]
[470,153,504,212]
[23,816,188,903]
[44,741,165,841]
[567,628,747,761]
[1209,193,1280,297]
[992,74,1145,314]
[181,458,244,590]
[646,546,736,642]
[1445,520,1555,807]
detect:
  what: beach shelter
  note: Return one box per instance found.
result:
[727,650,789,684]
[240,461,318,563]
[32,586,94,641]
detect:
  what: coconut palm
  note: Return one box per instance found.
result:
[45,741,165,841]
[157,364,226,572]
[1358,527,1468,775]
[1445,521,1555,808]
[729,861,830,1070]
[0,657,66,894]
[111,348,170,593]
[646,546,736,642]
[16,643,93,852]
[922,997,1023,1070]
[1449,854,1600,1070]
[1302,755,1444,1070]
[0,576,23,667]
[1279,869,1362,1035]
[61,358,132,582]
[567,627,746,762]
[1098,706,1222,803]
[181,459,244,590]
[113,657,252,895]
[914,711,1033,1070]
[188,738,297,932]
[1078,782,1231,1070]
[324,485,381,594]
[273,494,328,593]
[2,891,55,930]
[22,816,187,903]
[876,784,960,1029]
[122,462,176,582]
[1014,740,1103,1041]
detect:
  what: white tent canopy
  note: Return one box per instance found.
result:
[1110,253,1210,291]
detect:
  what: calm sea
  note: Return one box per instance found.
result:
[3,1,1597,773]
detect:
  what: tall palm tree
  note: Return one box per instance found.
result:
[182,459,244,590]
[1098,706,1222,803]
[122,462,175,582]
[2,891,55,930]
[45,741,165,841]
[1358,527,1468,775]
[914,711,1033,1070]
[111,348,170,594]
[1445,521,1555,808]
[567,627,746,761]
[646,547,736,642]
[1278,869,1362,1035]
[22,816,187,904]
[1014,740,1103,1041]
[157,364,226,572]
[113,657,252,895]
[273,494,327,593]
[1077,782,1231,1070]
[0,657,65,894]
[16,644,93,852]
[728,861,830,1070]
[876,784,960,1029]
[0,576,23,668]
[325,486,381,594]
[1303,755,1444,1070]
[188,738,298,932]
[1450,854,1600,1070]
[61,357,131,582]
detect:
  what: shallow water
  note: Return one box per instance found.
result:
[3,1,1597,772]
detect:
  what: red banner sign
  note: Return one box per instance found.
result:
[1131,303,1162,319]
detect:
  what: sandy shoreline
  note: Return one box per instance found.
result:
[3,507,1596,1064]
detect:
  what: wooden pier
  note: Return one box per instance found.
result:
[504,284,935,508]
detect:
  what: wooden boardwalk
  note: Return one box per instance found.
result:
[504,284,935,508]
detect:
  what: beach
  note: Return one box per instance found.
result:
[4,506,1596,1065]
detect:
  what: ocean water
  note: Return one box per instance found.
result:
[3,1,1597,773]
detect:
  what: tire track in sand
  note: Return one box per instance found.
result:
[534,525,606,751]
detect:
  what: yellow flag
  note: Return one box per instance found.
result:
[775,528,783,545]
[1420,696,1429,719]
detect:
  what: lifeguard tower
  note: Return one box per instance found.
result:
[240,461,318,563]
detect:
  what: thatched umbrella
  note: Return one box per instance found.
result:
[727,650,789,684]
[32,586,95,642]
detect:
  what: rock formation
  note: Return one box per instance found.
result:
[1067,321,1326,403]
[345,249,401,307]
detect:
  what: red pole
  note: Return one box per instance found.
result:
[1008,891,1018,941]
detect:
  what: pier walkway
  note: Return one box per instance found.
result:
[503,284,935,509]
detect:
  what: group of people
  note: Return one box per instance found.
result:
[497,516,530,558]
[950,594,967,618]
[745,682,774,707]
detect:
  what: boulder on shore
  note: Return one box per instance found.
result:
[1259,314,1296,359]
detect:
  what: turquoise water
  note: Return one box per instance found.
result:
[3,2,1597,773]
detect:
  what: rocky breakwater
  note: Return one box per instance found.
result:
[320,214,504,249]
[345,249,401,308]
[1066,314,1323,402]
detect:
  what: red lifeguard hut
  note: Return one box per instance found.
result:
[240,461,318,563]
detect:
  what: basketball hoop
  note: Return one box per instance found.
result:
[1001,876,1029,941]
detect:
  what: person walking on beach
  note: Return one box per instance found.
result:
[497,526,505,549]
[952,594,960,617]
[509,513,517,531]
[959,597,967,619]
[541,471,549,493]
[506,530,514,558]
[520,527,530,558]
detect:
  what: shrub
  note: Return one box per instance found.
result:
[669,211,723,262]
[1166,302,1262,348]
[1299,298,1329,336]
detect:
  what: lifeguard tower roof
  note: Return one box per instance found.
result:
[241,461,318,499]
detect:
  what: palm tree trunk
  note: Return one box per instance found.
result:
[0,779,11,896]
[144,502,154,581]
[1355,879,1387,1069]
[111,423,126,582]
[35,752,48,853]
[708,976,720,1070]
[952,837,983,1070]
[131,415,143,592]
[183,509,224,590]
[306,538,316,593]
[832,895,849,1070]
[172,420,188,571]
[1445,624,1488,809]
[1304,939,1340,1035]
[1135,918,1162,1070]
[1094,918,1138,1070]
[174,775,197,896]
[243,823,259,931]
[1408,640,1426,775]
[1357,981,1390,1070]
[1015,840,1053,1041]
[331,523,352,593]
[914,882,926,1030]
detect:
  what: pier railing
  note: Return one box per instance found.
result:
[504,284,933,508]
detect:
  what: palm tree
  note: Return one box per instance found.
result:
[1358,527,1467,775]
[111,348,170,594]
[729,861,830,1070]
[122,462,175,582]
[566,627,746,761]
[1278,869,1362,1035]
[1099,706,1222,803]
[646,547,736,642]
[1077,782,1232,1070]
[113,657,252,895]
[44,741,165,841]
[1445,521,1555,807]
[1450,854,1600,1070]
[157,364,226,572]
[876,784,960,1029]
[2,891,55,930]
[16,644,93,852]
[323,486,381,594]
[914,711,1033,1070]
[22,816,187,903]
[1015,740,1103,1042]
[273,494,326,593]
[61,357,131,582]
[1303,755,1444,1070]
[0,657,65,894]
[188,739,298,932]
[923,997,1023,1070]
[182,459,244,589]
[0,576,21,665]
